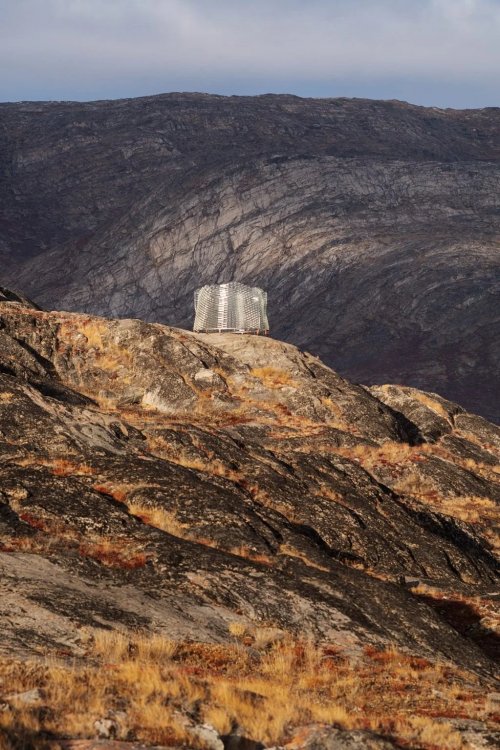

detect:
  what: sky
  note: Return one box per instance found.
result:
[1,0,500,108]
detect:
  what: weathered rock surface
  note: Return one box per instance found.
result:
[1,94,499,421]
[285,725,400,749]
[0,293,498,687]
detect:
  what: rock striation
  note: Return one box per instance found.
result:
[0,291,498,671]
[0,94,499,421]
[0,290,499,747]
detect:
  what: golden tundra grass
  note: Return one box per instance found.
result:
[334,441,499,540]
[75,319,133,373]
[0,506,150,570]
[0,631,494,750]
[11,455,95,476]
[127,502,273,564]
[278,542,330,572]
[55,318,134,409]
[250,365,298,388]
[1,475,273,567]
[1,531,149,570]
[319,396,349,429]
[412,392,452,420]
[410,584,500,645]
[144,437,245,483]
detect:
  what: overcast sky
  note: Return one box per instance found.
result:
[1,0,499,108]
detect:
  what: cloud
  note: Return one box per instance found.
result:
[1,1,500,104]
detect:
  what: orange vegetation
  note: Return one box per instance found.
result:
[250,366,298,388]
[78,538,150,570]
[0,631,494,750]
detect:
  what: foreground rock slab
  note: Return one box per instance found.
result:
[0,291,498,747]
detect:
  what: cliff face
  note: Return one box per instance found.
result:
[0,291,499,747]
[1,94,499,422]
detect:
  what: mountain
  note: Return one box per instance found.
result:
[0,93,499,423]
[0,289,499,748]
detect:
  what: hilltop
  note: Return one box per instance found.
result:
[0,94,499,421]
[0,288,499,749]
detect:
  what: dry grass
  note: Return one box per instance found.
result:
[227,621,247,638]
[118,499,273,565]
[92,481,133,503]
[393,473,499,547]
[335,437,500,487]
[320,396,349,429]
[144,437,246,484]
[333,440,499,541]
[278,543,330,572]
[0,535,53,554]
[336,440,415,471]
[441,456,500,490]
[392,470,438,497]
[228,545,273,565]
[146,433,182,460]
[123,378,348,448]
[77,320,132,371]
[92,628,178,663]
[439,494,498,523]
[0,633,491,749]
[315,485,349,506]
[167,453,246,486]
[76,318,106,349]
[78,537,150,570]
[250,366,298,388]
[48,459,95,477]
[413,392,451,421]
[127,503,189,538]
[11,455,96,478]
[0,506,149,570]
[54,319,134,411]
[0,531,149,570]
[409,584,500,661]
[455,429,500,461]
[0,391,14,403]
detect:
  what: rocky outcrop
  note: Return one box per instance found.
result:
[1,290,499,748]
[0,293,498,677]
[1,94,499,421]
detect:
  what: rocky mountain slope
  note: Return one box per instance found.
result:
[0,288,499,748]
[1,94,499,422]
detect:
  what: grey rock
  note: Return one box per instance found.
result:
[94,717,119,740]
[187,723,224,750]
[0,95,499,421]
[446,718,500,749]
[0,293,498,682]
[222,734,265,750]
[286,725,399,749]
[5,687,42,704]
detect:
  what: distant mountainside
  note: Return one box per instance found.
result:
[0,93,499,421]
[0,290,499,747]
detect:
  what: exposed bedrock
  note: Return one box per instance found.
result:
[0,95,499,420]
[0,293,498,679]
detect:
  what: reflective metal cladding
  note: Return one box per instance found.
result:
[193,282,269,334]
